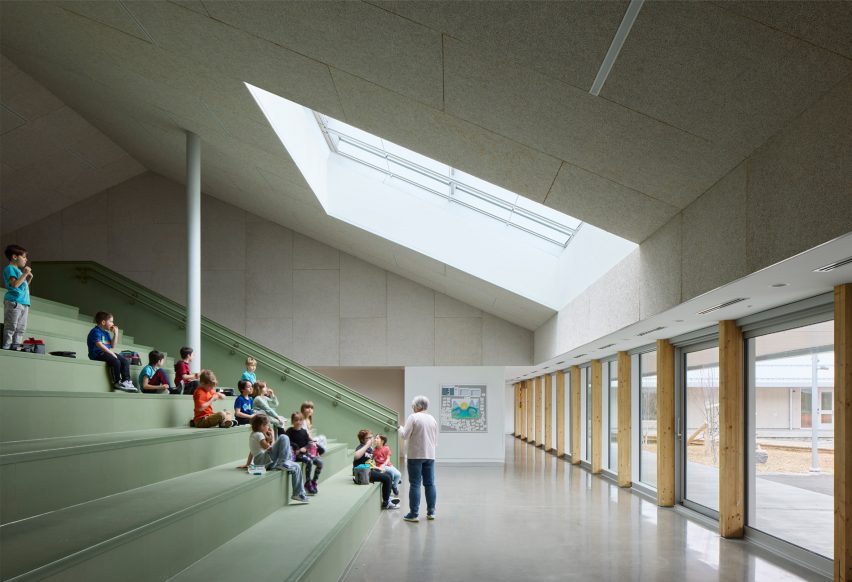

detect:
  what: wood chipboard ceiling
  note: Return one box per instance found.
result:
[0,1,850,330]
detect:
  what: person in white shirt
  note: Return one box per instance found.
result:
[398,395,438,523]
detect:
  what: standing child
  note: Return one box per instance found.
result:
[373,434,402,498]
[251,381,286,435]
[87,311,137,393]
[174,346,200,395]
[3,245,32,350]
[286,412,323,495]
[241,356,257,385]
[246,414,308,503]
[192,370,234,428]
[138,350,171,394]
[234,380,255,425]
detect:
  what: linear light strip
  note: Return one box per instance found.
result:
[589,0,645,96]
[317,116,580,239]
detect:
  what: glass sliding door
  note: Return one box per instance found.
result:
[747,320,834,559]
[683,345,720,512]
[608,360,618,471]
[639,351,657,487]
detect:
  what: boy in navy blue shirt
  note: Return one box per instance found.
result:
[234,380,255,425]
[3,245,32,350]
[87,311,137,392]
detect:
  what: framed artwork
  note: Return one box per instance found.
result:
[440,384,487,432]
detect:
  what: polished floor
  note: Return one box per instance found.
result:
[343,437,826,582]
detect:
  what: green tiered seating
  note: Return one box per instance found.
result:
[0,290,392,581]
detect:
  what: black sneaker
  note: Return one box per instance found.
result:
[392,486,399,496]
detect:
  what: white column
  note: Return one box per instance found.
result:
[186,131,201,373]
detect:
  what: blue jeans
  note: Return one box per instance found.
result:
[406,458,436,515]
[254,435,305,497]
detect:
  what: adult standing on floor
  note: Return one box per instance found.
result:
[399,395,438,523]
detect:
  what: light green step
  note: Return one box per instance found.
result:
[28,297,79,319]
[26,309,141,349]
[168,467,382,582]
[0,461,291,582]
[0,349,150,393]
[1,426,251,524]
[0,391,202,440]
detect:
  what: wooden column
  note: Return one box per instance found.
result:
[570,366,581,463]
[656,339,675,507]
[527,379,534,443]
[545,374,553,451]
[535,376,543,447]
[617,351,632,487]
[719,320,744,538]
[514,383,520,437]
[591,360,603,473]
[836,284,851,580]
[556,370,566,457]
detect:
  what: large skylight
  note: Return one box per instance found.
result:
[246,82,637,310]
[315,113,581,248]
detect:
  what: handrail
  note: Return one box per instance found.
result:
[40,261,399,429]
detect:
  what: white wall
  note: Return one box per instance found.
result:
[404,366,506,463]
[1,172,533,367]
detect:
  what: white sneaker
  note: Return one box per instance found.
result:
[114,382,136,393]
[122,380,138,391]
[384,502,400,510]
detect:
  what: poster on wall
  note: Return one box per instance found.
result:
[440,384,487,433]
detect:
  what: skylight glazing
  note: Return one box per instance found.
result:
[315,113,582,248]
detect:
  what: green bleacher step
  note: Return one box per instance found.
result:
[168,467,382,582]
[1,427,251,524]
[0,391,203,440]
[28,297,79,319]
[0,462,291,582]
[0,350,157,393]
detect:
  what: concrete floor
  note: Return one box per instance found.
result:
[343,437,827,582]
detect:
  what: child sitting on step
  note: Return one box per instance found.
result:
[138,350,171,394]
[373,434,401,498]
[251,381,286,435]
[174,346,200,395]
[286,412,323,495]
[246,414,308,503]
[234,380,255,425]
[193,370,234,428]
[87,311,137,393]
[300,401,327,456]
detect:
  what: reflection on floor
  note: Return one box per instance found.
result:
[343,437,826,582]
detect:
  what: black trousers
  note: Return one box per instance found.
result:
[369,469,393,505]
[93,352,130,384]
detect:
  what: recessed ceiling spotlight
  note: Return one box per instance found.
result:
[770,283,788,288]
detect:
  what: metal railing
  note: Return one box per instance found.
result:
[53,262,399,430]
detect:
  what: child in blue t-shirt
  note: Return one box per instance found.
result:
[240,356,257,384]
[138,350,171,394]
[234,380,254,425]
[87,311,137,393]
[3,244,33,350]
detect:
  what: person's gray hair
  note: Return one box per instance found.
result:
[412,395,429,411]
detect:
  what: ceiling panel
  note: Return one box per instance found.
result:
[374,0,627,91]
[203,1,444,109]
[602,1,852,157]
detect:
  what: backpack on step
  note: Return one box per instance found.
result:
[119,350,142,365]
[353,466,371,485]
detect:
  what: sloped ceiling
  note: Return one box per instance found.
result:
[0,1,850,330]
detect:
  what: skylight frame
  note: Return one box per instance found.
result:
[315,113,581,248]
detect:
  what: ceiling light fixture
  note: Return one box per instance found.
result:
[574,354,587,358]
[814,256,852,273]
[598,343,615,350]
[770,283,788,288]
[637,326,665,337]
[589,0,646,96]
[696,298,749,315]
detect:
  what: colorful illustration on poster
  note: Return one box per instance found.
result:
[451,397,481,419]
[441,384,487,432]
